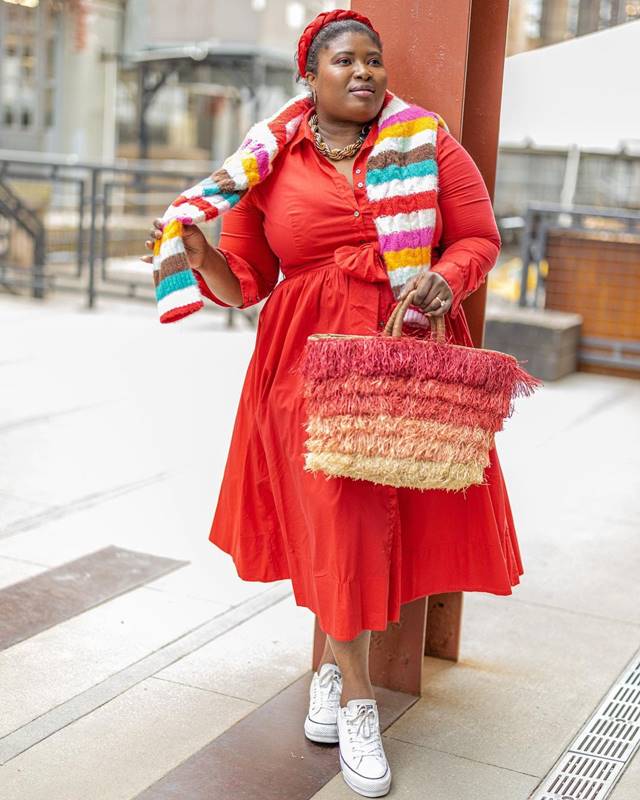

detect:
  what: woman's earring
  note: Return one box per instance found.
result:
[311,89,317,104]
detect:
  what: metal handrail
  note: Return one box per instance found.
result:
[0,149,217,177]
[0,179,46,297]
[0,155,253,328]
[525,201,640,222]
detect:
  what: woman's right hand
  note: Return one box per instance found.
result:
[141,218,210,271]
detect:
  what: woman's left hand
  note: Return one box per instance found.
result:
[398,269,453,317]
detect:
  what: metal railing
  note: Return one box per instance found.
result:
[0,178,46,297]
[518,202,640,372]
[0,151,256,327]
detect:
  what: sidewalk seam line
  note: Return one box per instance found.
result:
[150,676,261,706]
[0,401,108,435]
[383,733,542,779]
[505,595,640,628]
[0,472,169,539]
[0,583,292,764]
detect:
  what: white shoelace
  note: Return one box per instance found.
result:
[346,705,384,768]
[312,667,342,712]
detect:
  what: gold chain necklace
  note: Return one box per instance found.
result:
[309,114,371,161]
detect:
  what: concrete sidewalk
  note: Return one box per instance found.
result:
[0,293,638,800]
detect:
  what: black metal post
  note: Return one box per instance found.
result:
[32,230,46,299]
[77,178,86,278]
[518,207,534,307]
[87,167,99,309]
[101,182,111,281]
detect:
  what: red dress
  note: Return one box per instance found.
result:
[194,105,524,641]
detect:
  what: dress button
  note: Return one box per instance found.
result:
[354,210,360,217]
[357,181,364,188]
[355,168,361,174]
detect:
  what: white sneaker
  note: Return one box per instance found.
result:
[304,663,343,743]
[337,699,391,798]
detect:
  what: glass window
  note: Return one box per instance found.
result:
[0,1,57,136]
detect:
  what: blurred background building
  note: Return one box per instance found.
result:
[0,0,124,158]
[117,0,322,163]
[0,0,352,162]
[506,0,640,54]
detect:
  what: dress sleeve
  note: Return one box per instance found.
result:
[193,189,280,309]
[429,127,501,318]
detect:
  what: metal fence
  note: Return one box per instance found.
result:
[518,202,640,372]
[0,151,255,327]
[495,147,640,219]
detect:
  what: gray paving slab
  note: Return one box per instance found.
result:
[0,555,44,589]
[0,490,51,531]
[0,477,272,607]
[0,676,255,800]
[0,583,289,763]
[312,737,539,800]
[0,583,219,737]
[0,545,188,650]
[496,374,640,624]
[157,593,314,704]
[610,747,640,799]
[387,593,640,778]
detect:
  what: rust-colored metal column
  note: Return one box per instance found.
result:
[312,0,509,694]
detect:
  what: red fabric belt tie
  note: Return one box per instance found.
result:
[281,241,388,282]
[334,242,392,332]
[332,241,389,285]
[282,242,393,333]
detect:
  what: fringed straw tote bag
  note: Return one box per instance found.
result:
[299,290,542,492]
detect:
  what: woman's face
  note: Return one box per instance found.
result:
[306,31,387,123]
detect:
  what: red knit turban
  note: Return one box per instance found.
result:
[296,9,381,78]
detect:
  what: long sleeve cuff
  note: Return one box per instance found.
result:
[430,261,467,318]
[192,247,261,309]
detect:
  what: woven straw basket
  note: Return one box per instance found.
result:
[299,289,542,492]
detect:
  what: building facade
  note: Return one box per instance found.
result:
[0,0,345,161]
[0,0,125,159]
[507,0,640,55]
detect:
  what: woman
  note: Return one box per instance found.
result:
[143,11,523,798]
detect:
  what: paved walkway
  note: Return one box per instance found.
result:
[0,293,638,799]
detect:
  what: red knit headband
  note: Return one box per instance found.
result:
[296,9,381,77]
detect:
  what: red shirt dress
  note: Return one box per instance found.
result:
[194,105,523,641]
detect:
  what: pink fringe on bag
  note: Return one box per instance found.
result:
[298,293,542,492]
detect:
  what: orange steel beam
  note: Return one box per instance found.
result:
[313,0,510,694]
[460,0,510,348]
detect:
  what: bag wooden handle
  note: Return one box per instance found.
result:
[383,289,446,341]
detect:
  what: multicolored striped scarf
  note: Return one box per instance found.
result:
[153,89,448,325]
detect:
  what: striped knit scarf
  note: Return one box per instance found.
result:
[153,89,448,325]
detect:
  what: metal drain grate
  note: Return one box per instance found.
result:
[531,651,640,800]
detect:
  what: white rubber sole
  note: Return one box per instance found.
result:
[339,751,392,798]
[304,715,339,744]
